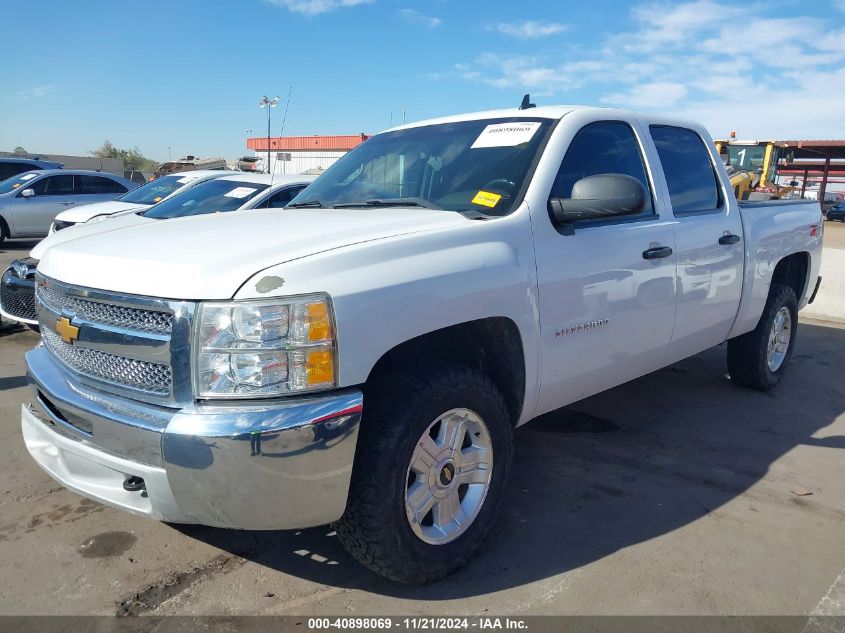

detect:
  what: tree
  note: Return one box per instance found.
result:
[90,140,159,172]
[13,146,27,155]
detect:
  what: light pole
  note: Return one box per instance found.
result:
[258,96,280,174]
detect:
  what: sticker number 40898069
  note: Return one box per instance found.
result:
[471,121,542,149]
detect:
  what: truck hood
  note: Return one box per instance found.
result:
[31,213,150,259]
[37,208,468,300]
[55,200,148,223]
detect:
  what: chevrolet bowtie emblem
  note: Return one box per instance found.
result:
[56,316,80,344]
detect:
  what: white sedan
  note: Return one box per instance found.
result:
[31,173,316,259]
[48,169,236,233]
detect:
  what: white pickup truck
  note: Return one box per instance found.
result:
[22,105,823,583]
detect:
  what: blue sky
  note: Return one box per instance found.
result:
[3,0,844,160]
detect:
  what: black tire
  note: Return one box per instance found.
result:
[727,283,798,391]
[0,220,7,245]
[336,362,513,584]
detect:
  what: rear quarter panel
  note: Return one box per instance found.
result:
[728,200,823,338]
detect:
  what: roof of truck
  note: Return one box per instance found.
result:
[387,105,588,132]
[386,105,711,140]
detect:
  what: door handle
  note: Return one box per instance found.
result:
[719,234,741,245]
[642,246,673,260]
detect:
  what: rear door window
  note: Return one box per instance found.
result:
[649,126,721,214]
[75,175,127,194]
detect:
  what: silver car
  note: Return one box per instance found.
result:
[0,169,136,242]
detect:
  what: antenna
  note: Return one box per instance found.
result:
[519,94,536,110]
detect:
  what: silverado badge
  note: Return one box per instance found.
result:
[56,316,80,344]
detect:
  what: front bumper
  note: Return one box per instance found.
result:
[23,346,363,529]
[0,261,38,326]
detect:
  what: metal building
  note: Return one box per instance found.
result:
[246,134,370,175]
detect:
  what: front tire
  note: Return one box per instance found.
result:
[727,283,798,391]
[336,363,513,584]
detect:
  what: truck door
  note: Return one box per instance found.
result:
[648,126,744,359]
[533,119,678,414]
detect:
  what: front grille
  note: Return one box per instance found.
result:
[38,284,173,334]
[1,281,37,322]
[34,275,191,404]
[42,327,172,395]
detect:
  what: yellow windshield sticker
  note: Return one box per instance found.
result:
[472,190,502,208]
[153,196,162,202]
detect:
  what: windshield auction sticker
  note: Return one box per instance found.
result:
[471,121,542,148]
[472,190,502,208]
[224,186,257,198]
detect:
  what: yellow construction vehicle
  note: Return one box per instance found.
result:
[715,137,796,200]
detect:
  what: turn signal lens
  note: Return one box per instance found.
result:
[306,349,334,386]
[307,302,332,342]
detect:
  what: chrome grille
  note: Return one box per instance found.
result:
[42,327,172,395]
[1,281,37,322]
[35,274,194,406]
[38,284,173,334]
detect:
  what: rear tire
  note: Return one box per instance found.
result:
[336,363,513,584]
[727,283,798,391]
[0,220,7,245]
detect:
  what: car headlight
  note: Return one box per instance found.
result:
[51,220,75,232]
[193,294,336,398]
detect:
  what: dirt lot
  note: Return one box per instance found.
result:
[1,236,844,616]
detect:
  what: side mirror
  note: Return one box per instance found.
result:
[548,174,646,227]
[20,188,35,198]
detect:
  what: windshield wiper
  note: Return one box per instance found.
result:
[331,198,441,210]
[286,199,325,208]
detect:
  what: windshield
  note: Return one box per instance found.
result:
[143,179,269,219]
[0,171,41,194]
[289,117,553,216]
[118,174,194,205]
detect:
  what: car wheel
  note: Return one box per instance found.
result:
[336,362,513,583]
[727,283,798,391]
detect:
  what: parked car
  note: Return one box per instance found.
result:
[826,200,845,222]
[0,173,315,327]
[0,169,135,242]
[0,257,38,329]
[21,106,822,583]
[49,170,238,233]
[33,172,315,255]
[0,157,64,182]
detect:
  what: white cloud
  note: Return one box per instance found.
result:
[434,1,845,137]
[266,0,372,16]
[489,20,567,39]
[399,8,442,27]
[17,85,55,99]
[602,82,688,107]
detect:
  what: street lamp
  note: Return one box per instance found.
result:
[259,96,280,174]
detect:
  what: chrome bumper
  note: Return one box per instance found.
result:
[23,346,363,529]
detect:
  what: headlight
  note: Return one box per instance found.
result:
[193,294,336,398]
[51,220,75,232]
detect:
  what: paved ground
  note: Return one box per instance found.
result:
[1,238,844,616]
[824,217,845,249]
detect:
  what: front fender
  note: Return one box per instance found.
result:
[235,214,541,423]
